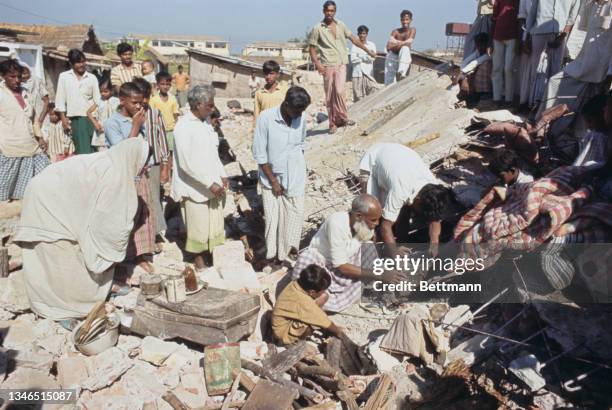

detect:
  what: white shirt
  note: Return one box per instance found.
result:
[350,40,377,78]
[54,69,100,117]
[309,211,361,268]
[360,143,438,222]
[564,0,612,83]
[171,111,227,203]
[460,51,492,74]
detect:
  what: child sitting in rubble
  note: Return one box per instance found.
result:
[487,149,533,201]
[272,264,344,345]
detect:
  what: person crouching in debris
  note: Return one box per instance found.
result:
[172,85,228,270]
[487,149,534,201]
[291,194,383,312]
[272,264,344,345]
[14,138,150,321]
[252,86,311,265]
[358,143,454,258]
[454,33,492,108]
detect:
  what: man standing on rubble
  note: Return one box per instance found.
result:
[359,143,455,258]
[309,0,377,134]
[172,85,228,270]
[253,87,311,265]
[291,194,383,313]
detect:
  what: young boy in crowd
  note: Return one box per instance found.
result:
[254,60,287,120]
[456,33,492,108]
[87,78,119,151]
[272,264,344,345]
[43,104,74,162]
[488,149,534,200]
[572,94,611,169]
[150,71,179,157]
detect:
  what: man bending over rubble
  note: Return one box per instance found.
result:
[359,143,454,257]
[291,194,382,312]
[273,264,344,345]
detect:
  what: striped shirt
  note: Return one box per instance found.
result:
[144,106,169,164]
[110,63,142,88]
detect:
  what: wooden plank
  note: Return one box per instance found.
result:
[242,379,297,410]
[361,97,416,136]
[221,373,241,410]
[237,371,257,393]
[262,341,316,376]
[363,374,393,410]
[0,247,8,279]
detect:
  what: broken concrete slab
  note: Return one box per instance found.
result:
[239,341,269,362]
[217,261,261,291]
[116,334,142,356]
[163,387,208,410]
[508,354,546,392]
[112,288,141,310]
[11,348,55,372]
[36,333,69,357]
[82,347,134,391]
[118,361,168,402]
[0,271,30,313]
[0,307,13,321]
[140,336,180,366]
[446,334,496,367]
[57,355,89,390]
[180,371,208,399]
[1,319,37,349]
[163,344,202,372]
[156,365,180,389]
[1,367,58,390]
[212,240,245,270]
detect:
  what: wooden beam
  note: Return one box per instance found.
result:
[361,97,416,136]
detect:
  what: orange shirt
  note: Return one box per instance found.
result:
[172,73,189,92]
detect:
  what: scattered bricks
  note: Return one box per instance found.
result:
[119,362,168,400]
[164,345,197,371]
[57,356,89,390]
[212,241,245,270]
[82,347,134,391]
[140,337,181,366]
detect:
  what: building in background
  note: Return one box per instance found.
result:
[129,34,230,57]
[243,41,305,66]
[188,48,292,98]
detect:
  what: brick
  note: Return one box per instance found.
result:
[82,347,134,391]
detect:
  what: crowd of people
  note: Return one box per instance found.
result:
[0,0,611,347]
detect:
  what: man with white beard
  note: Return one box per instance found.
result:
[291,194,382,312]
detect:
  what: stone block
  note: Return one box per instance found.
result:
[2,319,37,349]
[180,371,208,399]
[0,271,30,313]
[11,349,54,372]
[116,334,142,356]
[212,241,245,270]
[163,388,207,410]
[217,262,261,291]
[140,336,180,366]
[1,367,58,390]
[57,356,89,389]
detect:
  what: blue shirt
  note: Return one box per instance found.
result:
[104,111,135,147]
[252,106,307,198]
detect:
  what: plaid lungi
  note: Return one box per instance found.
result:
[0,153,50,201]
[127,172,156,258]
[291,247,361,313]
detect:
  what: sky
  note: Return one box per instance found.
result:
[0,0,478,54]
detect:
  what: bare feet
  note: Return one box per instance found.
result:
[329,125,337,134]
[194,255,207,271]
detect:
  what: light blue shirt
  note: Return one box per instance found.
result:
[104,111,134,147]
[527,0,580,34]
[252,106,307,198]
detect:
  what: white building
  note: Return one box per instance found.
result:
[242,41,304,63]
[129,34,230,57]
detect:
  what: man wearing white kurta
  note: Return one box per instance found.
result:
[350,25,377,101]
[359,143,451,256]
[172,85,228,270]
[252,87,311,263]
[537,0,612,140]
